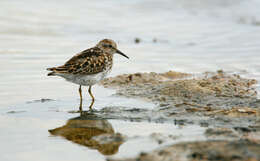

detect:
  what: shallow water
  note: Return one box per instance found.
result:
[0,0,260,160]
[0,101,205,161]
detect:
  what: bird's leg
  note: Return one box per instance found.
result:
[79,85,83,112]
[88,86,95,109]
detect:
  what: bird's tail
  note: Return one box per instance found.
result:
[46,66,67,76]
[47,71,55,76]
[47,67,56,76]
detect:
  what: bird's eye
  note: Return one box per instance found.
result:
[103,44,113,48]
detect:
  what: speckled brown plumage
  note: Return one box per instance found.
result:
[48,47,113,75]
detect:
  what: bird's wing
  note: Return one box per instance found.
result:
[47,47,109,75]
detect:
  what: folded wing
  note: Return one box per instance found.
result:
[47,47,108,76]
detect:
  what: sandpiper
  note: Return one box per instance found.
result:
[47,39,129,111]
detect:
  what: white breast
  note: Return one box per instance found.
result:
[58,69,111,86]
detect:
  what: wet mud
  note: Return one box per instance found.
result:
[98,70,260,161]
[109,140,260,161]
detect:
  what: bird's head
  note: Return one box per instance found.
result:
[96,39,129,59]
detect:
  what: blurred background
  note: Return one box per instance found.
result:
[1,0,260,106]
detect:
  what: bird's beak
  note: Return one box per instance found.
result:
[115,48,129,59]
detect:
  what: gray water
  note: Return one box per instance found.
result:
[0,0,260,160]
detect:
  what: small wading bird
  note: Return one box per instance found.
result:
[47,39,129,111]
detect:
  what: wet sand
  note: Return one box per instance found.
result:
[99,70,260,160]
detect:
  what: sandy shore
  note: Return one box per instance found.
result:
[99,70,260,161]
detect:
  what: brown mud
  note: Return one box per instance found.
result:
[109,140,260,161]
[97,70,260,161]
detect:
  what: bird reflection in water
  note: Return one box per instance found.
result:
[49,112,125,155]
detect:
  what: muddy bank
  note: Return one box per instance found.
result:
[109,140,260,161]
[100,70,260,161]
[100,70,260,127]
[101,70,257,108]
[102,71,260,123]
